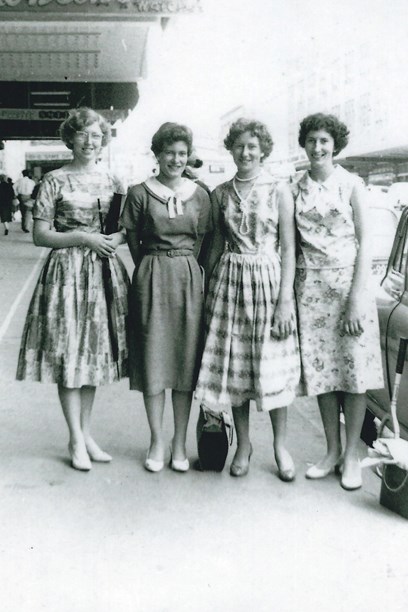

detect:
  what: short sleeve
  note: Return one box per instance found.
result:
[120,184,145,231]
[210,186,224,226]
[33,174,57,223]
[112,173,127,196]
[196,187,212,235]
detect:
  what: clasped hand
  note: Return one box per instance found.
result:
[271,301,295,340]
[86,233,117,258]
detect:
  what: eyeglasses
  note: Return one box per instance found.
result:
[75,131,103,142]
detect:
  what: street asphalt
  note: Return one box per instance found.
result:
[1,222,407,612]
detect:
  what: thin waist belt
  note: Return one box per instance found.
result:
[144,248,194,258]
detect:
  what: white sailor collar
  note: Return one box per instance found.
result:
[144,176,197,202]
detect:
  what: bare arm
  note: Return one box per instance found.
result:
[271,183,296,340]
[342,181,370,335]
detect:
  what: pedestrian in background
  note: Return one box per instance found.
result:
[0,174,14,236]
[195,118,300,482]
[294,112,383,490]
[121,122,212,473]
[16,107,129,471]
[14,169,35,233]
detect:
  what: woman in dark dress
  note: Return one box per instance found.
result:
[0,174,14,235]
[121,122,212,473]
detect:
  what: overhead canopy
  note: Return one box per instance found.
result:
[0,0,202,138]
[343,146,408,164]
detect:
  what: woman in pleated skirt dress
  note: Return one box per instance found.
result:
[195,118,300,481]
[16,108,129,471]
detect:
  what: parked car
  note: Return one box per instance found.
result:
[367,205,408,440]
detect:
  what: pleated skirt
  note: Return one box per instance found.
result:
[195,252,301,411]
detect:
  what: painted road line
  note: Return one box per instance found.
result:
[0,248,47,344]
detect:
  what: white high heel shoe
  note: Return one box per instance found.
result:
[305,456,343,480]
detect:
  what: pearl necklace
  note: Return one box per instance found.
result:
[232,173,261,235]
[235,172,262,182]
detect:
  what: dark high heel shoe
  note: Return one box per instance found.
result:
[230,444,253,477]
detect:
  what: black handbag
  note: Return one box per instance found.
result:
[196,405,233,472]
[380,464,408,519]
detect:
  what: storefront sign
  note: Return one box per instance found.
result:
[0,108,124,122]
[26,151,72,161]
[0,0,202,15]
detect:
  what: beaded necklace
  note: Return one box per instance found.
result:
[232,173,261,235]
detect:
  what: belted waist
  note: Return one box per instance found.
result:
[144,248,194,258]
[226,243,278,257]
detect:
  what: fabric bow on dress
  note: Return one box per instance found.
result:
[144,177,197,219]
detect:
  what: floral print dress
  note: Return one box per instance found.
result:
[195,173,300,411]
[16,168,129,388]
[294,165,384,395]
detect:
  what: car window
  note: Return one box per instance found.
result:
[380,208,408,299]
[368,208,398,260]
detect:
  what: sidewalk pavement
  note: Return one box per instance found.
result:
[1,225,407,612]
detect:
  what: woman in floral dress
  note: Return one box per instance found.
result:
[195,118,300,481]
[17,108,129,471]
[294,113,383,490]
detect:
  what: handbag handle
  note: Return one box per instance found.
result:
[382,464,408,493]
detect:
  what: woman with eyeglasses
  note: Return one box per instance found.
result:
[17,107,129,471]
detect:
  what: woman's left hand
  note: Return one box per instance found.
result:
[271,300,295,340]
[342,297,364,336]
[107,231,124,253]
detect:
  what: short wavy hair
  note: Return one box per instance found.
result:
[59,107,111,150]
[151,122,193,157]
[224,118,273,159]
[298,113,349,156]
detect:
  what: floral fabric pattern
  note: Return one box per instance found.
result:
[294,165,362,269]
[16,168,129,388]
[294,166,384,395]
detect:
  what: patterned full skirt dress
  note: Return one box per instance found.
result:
[16,168,129,388]
[195,176,300,411]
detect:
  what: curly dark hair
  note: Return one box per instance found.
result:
[59,107,111,150]
[298,113,349,156]
[151,122,193,157]
[223,118,273,159]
